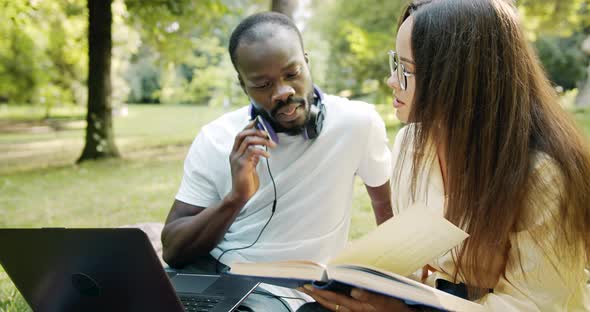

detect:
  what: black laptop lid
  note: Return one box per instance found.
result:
[0,228,184,312]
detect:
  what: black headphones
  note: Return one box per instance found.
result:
[248,85,326,144]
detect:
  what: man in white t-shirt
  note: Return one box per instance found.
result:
[161,12,392,311]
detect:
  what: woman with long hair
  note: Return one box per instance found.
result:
[299,0,590,310]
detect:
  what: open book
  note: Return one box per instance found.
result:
[227,204,485,312]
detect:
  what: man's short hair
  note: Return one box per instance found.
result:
[228,12,304,70]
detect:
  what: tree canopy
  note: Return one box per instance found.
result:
[0,0,588,111]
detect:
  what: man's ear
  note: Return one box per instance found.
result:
[304,52,310,64]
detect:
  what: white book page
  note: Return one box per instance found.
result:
[329,203,468,276]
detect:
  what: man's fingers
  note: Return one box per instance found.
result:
[232,128,259,153]
[245,119,256,129]
[237,136,273,157]
[246,145,271,159]
[232,120,256,150]
[232,128,275,153]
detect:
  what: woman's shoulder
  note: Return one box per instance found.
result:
[529,152,563,189]
[394,123,416,139]
[392,124,417,151]
[519,151,564,229]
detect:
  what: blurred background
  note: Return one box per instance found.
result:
[1,0,589,310]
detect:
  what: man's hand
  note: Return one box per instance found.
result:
[228,120,276,204]
[299,285,416,312]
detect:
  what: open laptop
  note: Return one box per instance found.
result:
[0,228,259,312]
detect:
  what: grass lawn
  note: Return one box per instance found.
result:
[1,103,588,311]
[0,104,229,174]
[0,103,399,311]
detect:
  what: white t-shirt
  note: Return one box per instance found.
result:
[177,95,390,303]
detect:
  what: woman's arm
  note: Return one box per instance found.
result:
[476,156,588,311]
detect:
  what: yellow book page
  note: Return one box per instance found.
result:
[329,203,468,276]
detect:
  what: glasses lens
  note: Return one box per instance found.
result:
[398,61,406,90]
[389,52,396,77]
[389,51,406,90]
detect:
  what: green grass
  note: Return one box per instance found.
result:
[573,107,590,135]
[0,104,225,174]
[0,104,86,121]
[1,102,589,311]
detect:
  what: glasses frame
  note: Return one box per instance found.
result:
[388,50,414,91]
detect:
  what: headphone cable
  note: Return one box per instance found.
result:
[216,147,277,273]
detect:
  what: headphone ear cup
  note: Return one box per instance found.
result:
[249,102,280,144]
[249,102,258,120]
[304,104,322,140]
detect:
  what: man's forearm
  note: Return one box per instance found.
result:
[161,195,246,268]
[365,181,393,225]
[372,200,393,225]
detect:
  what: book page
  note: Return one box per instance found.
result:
[329,203,468,276]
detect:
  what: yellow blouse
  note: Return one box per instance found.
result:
[390,125,589,311]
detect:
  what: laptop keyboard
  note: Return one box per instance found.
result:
[179,295,222,312]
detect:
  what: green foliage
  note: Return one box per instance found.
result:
[517,0,589,37]
[154,36,230,105]
[2,0,587,111]
[517,1,590,92]
[0,0,268,112]
[535,34,589,90]
[0,26,38,103]
[305,0,590,103]
[0,0,87,113]
[123,0,266,105]
[126,0,229,60]
[308,0,406,102]
[125,46,161,103]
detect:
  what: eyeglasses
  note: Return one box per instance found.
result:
[388,50,414,91]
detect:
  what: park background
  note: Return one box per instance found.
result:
[1,0,589,310]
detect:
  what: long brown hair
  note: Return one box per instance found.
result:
[394,0,590,288]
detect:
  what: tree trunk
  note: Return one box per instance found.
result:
[271,0,298,20]
[78,0,120,162]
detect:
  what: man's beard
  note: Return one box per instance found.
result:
[262,91,316,136]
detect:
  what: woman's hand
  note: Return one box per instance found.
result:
[298,285,416,312]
